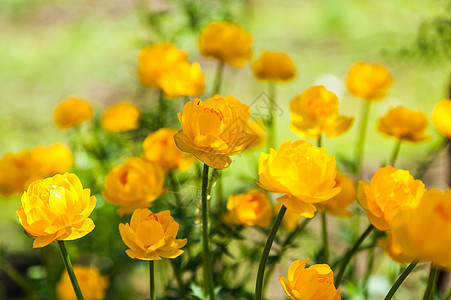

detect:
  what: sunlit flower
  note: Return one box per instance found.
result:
[57,265,109,300]
[31,144,73,176]
[432,99,451,138]
[119,208,187,260]
[316,172,356,217]
[289,86,354,141]
[54,97,93,129]
[280,258,341,300]
[16,173,96,248]
[198,21,252,67]
[256,140,340,218]
[252,51,296,82]
[346,62,392,100]
[159,61,205,97]
[101,101,140,133]
[357,165,425,231]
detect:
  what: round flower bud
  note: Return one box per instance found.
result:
[159,61,205,97]
[252,51,296,82]
[346,62,392,100]
[54,97,93,129]
[101,101,140,133]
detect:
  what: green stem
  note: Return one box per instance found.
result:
[335,224,374,286]
[57,241,84,300]
[354,100,372,176]
[255,205,287,300]
[267,82,277,152]
[170,259,187,298]
[201,164,216,300]
[320,211,329,264]
[390,139,402,167]
[212,61,224,95]
[384,260,419,300]
[317,133,323,148]
[158,89,165,127]
[423,264,440,300]
[149,261,155,300]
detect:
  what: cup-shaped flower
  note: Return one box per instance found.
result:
[432,99,451,138]
[174,95,254,169]
[389,189,451,269]
[119,208,187,260]
[31,144,73,176]
[377,105,429,143]
[101,101,140,133]
[137,42,188,89]
[198,21,252,67]
[103,157,166,216]
[280,258,341,300]
[0,150,38,197]
[289,86,354,141]
[142,128,195,172]
[252,51,296,82]
[346,62,392,100]
[54,97,93,129]
[357,165,425,231]
[159,61,205,97]
[316,172,356,218]
[222,189,273,227]
[57,265,109,300]
[15,173,96,248]
[256,140,340,218]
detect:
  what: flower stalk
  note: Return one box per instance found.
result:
[149,261,156,300]
[384,260,419,300]
[423,264,440,300]
[267,82,277,151]
[390,139,402,166]
[57,241,84,300]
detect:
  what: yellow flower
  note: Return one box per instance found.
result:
[275,203,303,232]
[119,208,187,260]
[346,62,393,100]
[0,150,38,197]
[142,128,195,172]
[378,232,411,265]
[57,265,109,300]
[159,61,205,97]
[289,86,354,141]
[137,42,188,89]
[31,144,73,176]
[101,101,140,133]
[316,172,356,218]
[222,189,273,227]
[280,259,341,300]
[252,51,296,81]
[389,189,451,269]
[432,99,451,138]
[198,21,252,67]
[377,106,429,143]
[357,165,425,231]
[174,95,254,169]
[256,140,340,218]
[54,97,93,129]
[103,157,166,216]
[16,173,96,248]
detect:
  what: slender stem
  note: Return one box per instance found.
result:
[149,261,155,300]
[170,259,187,297]
[423,264,440,300]
[384,260,419,300]
[320,211,329,264]
[267,82,277,152]
[335,224,374,286]
[57,241,84,300]
[201,164,216,300]
[158,89,165,127]
[390,139,402,167]
[354,100,372,176]
[255,205,287,300]
[317,133,323,148]
[212,61,224,95]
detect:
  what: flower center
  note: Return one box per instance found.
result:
[146,213,159,222]
[204,107,224,121]
[120,171,128,186]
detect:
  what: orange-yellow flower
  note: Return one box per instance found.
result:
[252,51,296,82]
[289,86,354,141]
[174,95,254,169]
[31,144,73,176]
[119,208,187,260]
[316,172,356,218]
[101,102,140,133]
[54,97,93,129]
[377,106,429,143]
[137,42,188,89]
[159,61,205,97]
[57,265,109,300]
[346,62,392,100]
[103,157,166,216]
[256,140,340,218]
[142,128,195,172]
[378,232,411,265]
[432,99,451,138]
[280,259,341,300]
[357,165,425,231]
[0,150,38,197]
[222,189,273,227]
[198,21,252,67]
[16,173,96,248]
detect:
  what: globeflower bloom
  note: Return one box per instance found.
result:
[57,265,109,300]
[289,86,354,141]
[378,232,411,265]
[280,259,341,300]
[0,150,38,197]
[119,208,187,260]
[252,51,296,82]
[377,106,429,143]
[198,21,252,67]
[346,62,392,100]
[31,144,73,176]
[101,101,140,133]
[316,172,356,218]
[54,97,93,129]
[432,99,451,138]
[159,61,205,97]
[256,140,340,218]
[174,95,254,169]
[222,189,273,227]
[357,165,425,231]
[103,157,166,216]
[16,173,96,248]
